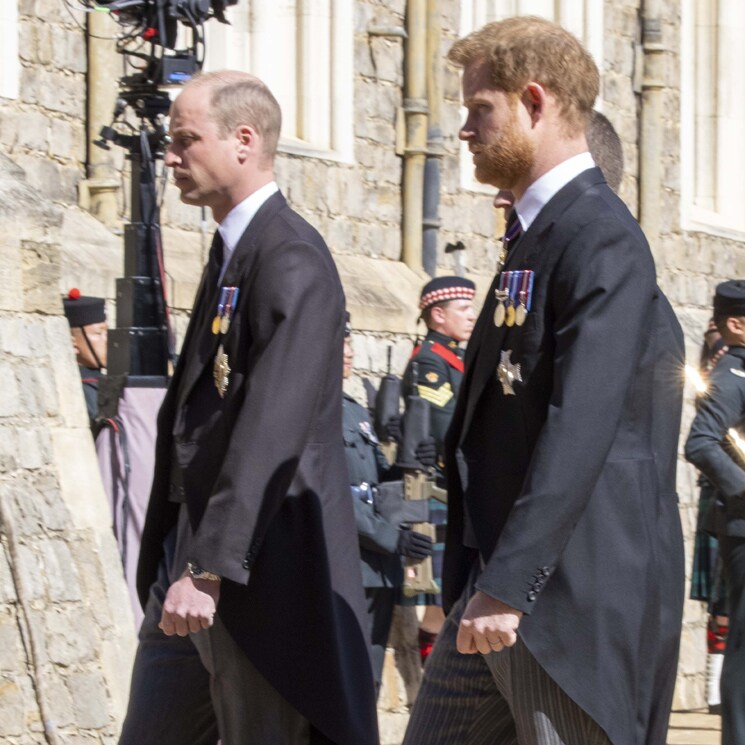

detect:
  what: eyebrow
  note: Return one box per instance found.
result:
[462,94,491,107]
[169,127,198,137]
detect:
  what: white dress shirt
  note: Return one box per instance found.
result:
[217,181,279,284]
[514,152,596,233]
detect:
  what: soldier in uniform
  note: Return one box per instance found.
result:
[342,313,433,692]
[402,276,476,658]
[62,288,108,428]
[686,280,745,744]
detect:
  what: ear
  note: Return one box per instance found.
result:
[430,305,446,325]
[236,125,258,161]
[70,331,81,356]
[728,316,745,335]
[520,83,547,126]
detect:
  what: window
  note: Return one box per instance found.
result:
[203,0,354,162]
[0,0,19,100]
[681,0,745,237]
[458,1,604,191]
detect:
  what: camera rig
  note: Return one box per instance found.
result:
[82,0,237,380]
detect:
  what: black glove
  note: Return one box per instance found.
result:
[397,529,433,560]
[384,414,402,444]
[414,436,437,468]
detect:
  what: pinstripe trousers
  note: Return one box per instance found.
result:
[403,574,611,745]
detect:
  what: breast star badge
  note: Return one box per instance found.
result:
[497,350,522,396]
[213,344,231,398]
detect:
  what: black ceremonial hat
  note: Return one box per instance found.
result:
[344,311,352,337]
[63,288,106,327]
[714,280,745,318]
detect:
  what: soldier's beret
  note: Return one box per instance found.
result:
[714,280,745,318]
[63,288,106,328]
[419,276,476,311]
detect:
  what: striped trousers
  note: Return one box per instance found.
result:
[403,579,611,745]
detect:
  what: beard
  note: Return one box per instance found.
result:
[473,120,535,189]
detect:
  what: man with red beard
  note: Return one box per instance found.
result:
[403,16,683,745]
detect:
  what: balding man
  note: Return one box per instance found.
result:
[120,71,377,745]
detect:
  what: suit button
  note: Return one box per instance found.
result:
[527,590,537,602]
[242,559,250,569]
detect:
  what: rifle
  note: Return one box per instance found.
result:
[397,361,447,597]
[374,345,401,463]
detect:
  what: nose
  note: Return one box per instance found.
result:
[459,112,476,142]
[164,147,179,167]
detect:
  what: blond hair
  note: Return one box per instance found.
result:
[448,16,599,135]
[186,70,282,160]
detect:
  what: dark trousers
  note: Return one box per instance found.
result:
[720,535,745,744]
[403,569,611,745]
[119,507,311,745]
[366,586,396,694]
[119,535,218,745]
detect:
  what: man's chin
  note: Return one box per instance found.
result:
[474,165,508,189]
[178,191,201,205]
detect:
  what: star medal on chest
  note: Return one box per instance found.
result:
[214,344,231,398]
[213,286,240,335]
[497,349,522,396]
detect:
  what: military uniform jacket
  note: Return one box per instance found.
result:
[137,192,378,745]
[343,393,403,588]
[443,168,684,745]
[403,329,465,463]
[685,345,745,538]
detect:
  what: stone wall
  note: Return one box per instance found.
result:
[0,155,135,743]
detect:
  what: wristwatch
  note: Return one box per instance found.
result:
[187,561,221,582]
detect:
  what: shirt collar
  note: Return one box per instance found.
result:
[217,181,279,256]
[514,152,595,232]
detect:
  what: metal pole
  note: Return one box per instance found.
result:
[638,0,665,246]
[401,0,429,271]
[86,11,121,228]
[422,0,444,278]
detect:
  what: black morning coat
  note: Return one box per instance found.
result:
[136,192,379,745]
[443,168,685,745]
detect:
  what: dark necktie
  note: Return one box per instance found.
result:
[208,232,224,287]
[496,210,522,272]
[502,210,522,248]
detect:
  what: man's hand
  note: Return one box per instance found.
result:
[456,590,523,655]
[159,570,221,637]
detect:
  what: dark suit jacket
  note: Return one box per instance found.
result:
[443,168,684,745]
[137,191,378,745]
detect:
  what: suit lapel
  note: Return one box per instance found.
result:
[175,191,288,410]
[458,168,606,443]
[175,233,224,411]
